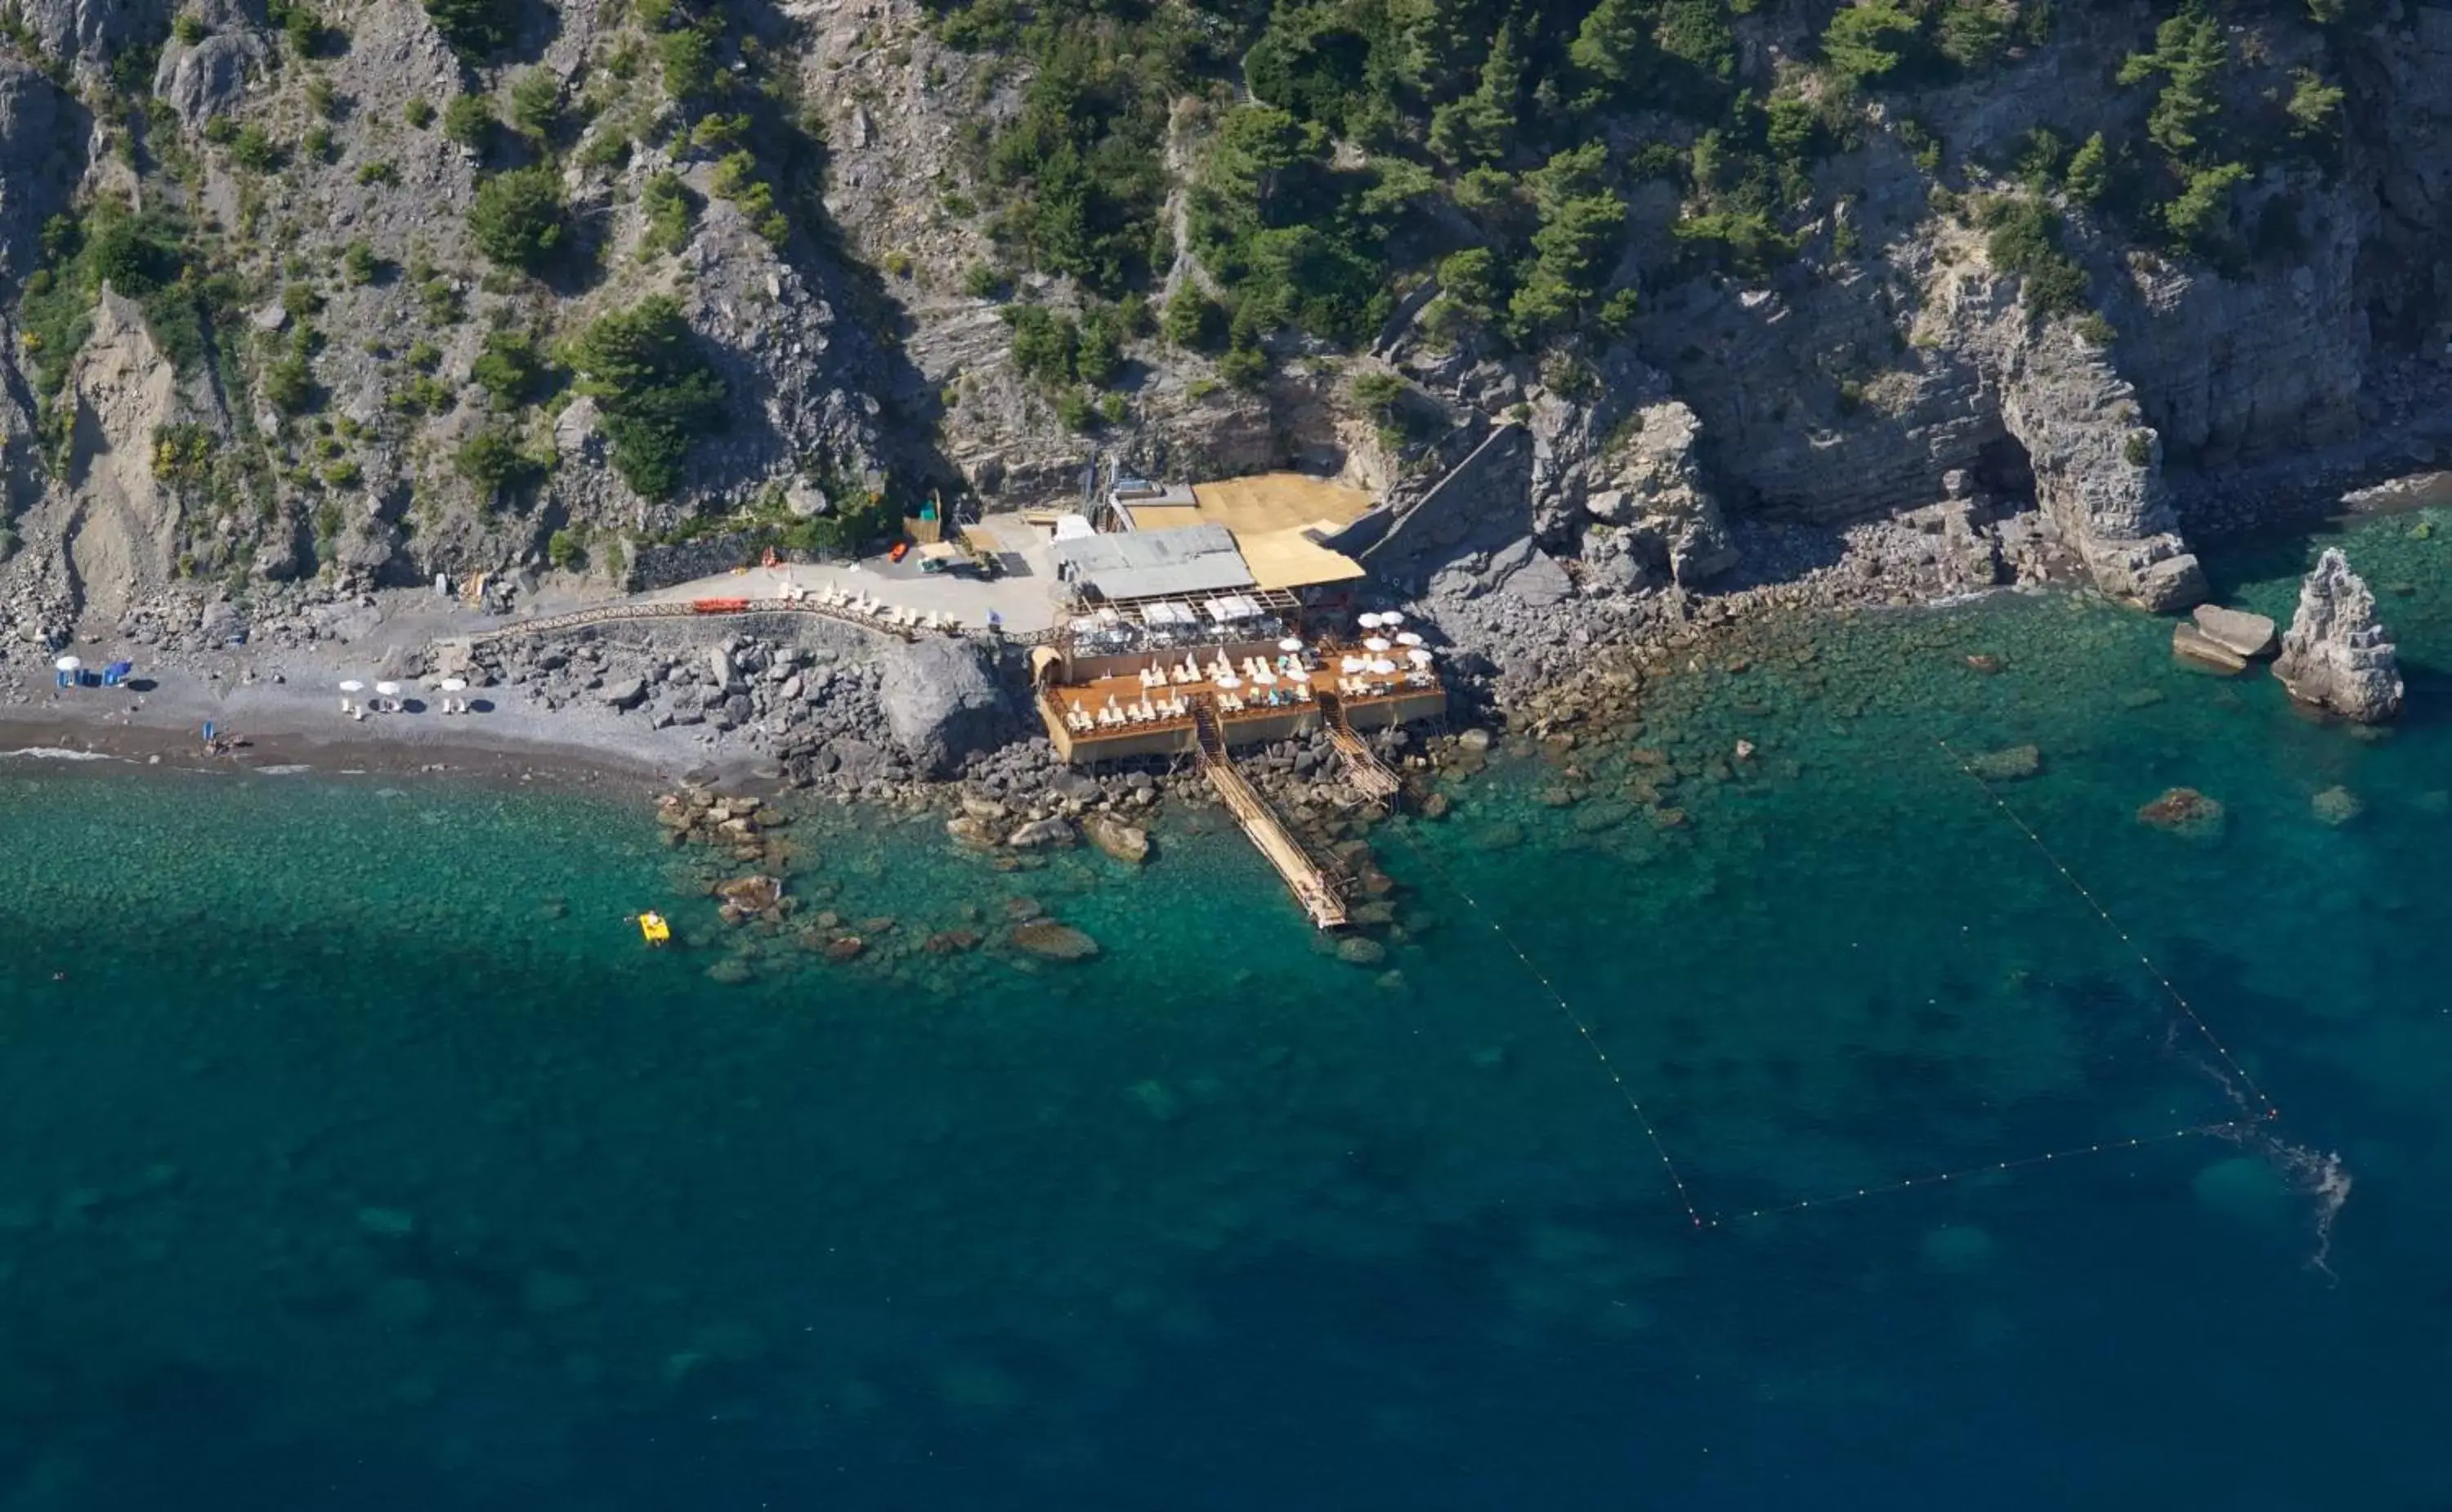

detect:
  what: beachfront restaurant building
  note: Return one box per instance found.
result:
[1031,474,1444,763]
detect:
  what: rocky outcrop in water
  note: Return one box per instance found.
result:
[2274,549,2403,723]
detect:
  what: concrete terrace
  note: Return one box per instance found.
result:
[640,516,1063,635]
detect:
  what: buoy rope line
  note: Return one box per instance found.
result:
[1388,757,2289,1236]
[1934,737,2284,1122]
[1707,1122,2247,1226]
[1385,827,1708,1228]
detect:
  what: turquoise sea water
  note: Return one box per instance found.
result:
[2,516,2450,1509]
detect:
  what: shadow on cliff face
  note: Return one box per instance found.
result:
[0,59,92,293]
[724,0,957,494]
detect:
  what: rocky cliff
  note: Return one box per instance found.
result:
[0,0,2445,643]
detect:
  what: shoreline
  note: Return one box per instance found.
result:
[4,483,2435,812]
[0,705,687,796]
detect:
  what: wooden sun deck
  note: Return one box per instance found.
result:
[1192,699,1348,929]
[1039,660,1443,764]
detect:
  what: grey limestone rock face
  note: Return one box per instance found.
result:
[152,30,266,132]
[16,0,174,72]
[879,637,1017,776]
[2274,548,2403,723]
[1593,400,1737,584]
[0,59,83,289]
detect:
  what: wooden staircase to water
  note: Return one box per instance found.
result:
[1314,690,1403,803]
[1192,696,1349,929]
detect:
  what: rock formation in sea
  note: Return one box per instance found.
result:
[2273,549,2404,724]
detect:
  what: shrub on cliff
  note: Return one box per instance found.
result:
[568,297,727,500]
[1975,197,2089,320]
[423,0,515,60]
[472,329,558,409]
[455,425,546,501]
[468,168,569,273]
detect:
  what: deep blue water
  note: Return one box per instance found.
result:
[2,515,2448,1509]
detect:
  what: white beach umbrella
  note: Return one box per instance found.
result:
[1394,631,1424,646]
[1356,612,1381,629]
[1363,637,1392,652]
[338,679,365,694]
[1380,610,1405,625]
[1407,648,1434,665]
[54,655,80,673]
[1340,657,1366,673]
[438,678,468,693]
[374,681,401,699]
[1371,659,1398,675]
[1215,673,1242,689]
[1277,637,1304,652]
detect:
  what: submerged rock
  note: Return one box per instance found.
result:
[1084,812,1150,865]
[1006,816,1074,849]
[1009,921,1099,961]
[1336,936,1387,967]
[945,814,999,848]
[2311,785,2365,827]
[712,874,784,923]
[1968,744,2042,781]
[2137,787,2226,839]
[2274,548,2403,723]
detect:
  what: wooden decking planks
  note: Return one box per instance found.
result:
[1317,691,1403,802]
[1193,699,1348,929]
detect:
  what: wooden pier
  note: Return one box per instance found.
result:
[1315,690,1403,803]
[1192,697,1349,929]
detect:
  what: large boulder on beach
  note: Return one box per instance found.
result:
[880,637,1017,776]
[2274,549,2402,723]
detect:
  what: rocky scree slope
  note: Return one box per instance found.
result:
[0,0,935,645]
